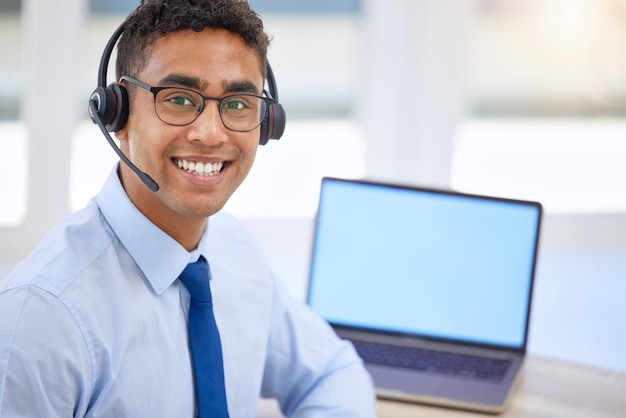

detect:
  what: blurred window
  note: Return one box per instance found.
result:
[0,1,25,226]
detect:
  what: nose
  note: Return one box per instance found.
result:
[187,100,228,145]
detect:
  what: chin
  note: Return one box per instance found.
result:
[181,198,229,219]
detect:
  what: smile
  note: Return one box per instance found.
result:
[175,158,224,177]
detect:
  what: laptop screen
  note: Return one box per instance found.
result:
[307,177,542,350]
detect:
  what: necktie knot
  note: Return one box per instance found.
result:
[179,256,212,303]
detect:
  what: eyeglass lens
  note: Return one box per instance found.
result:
[155,88,267,131]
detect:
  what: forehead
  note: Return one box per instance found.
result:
[138,28,264,89]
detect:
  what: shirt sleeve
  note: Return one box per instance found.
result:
[260,277,377,417]
[0,285,92,418]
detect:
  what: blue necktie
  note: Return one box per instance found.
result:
[179,256,229,418]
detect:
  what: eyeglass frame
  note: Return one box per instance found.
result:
[119,75,274,132]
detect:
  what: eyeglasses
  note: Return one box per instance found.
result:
[119,75,273,132]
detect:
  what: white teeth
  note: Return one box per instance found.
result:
[175,158,224,177]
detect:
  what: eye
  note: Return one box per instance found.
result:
[159,89,201,108]
[223,97,246,111]
[169,96,195,106]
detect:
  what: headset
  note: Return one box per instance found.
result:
[88,22,286,192]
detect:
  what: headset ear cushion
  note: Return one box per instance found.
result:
[259,110,271,146]
[106,83,129,132]
[259,103,286,146]
[270,103,286,140]
[89,84,129,132]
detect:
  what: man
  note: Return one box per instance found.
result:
[0,0,376,416]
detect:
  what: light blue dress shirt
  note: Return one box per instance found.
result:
[0,165,375,417]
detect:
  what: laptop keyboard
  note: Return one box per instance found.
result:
[350,339,513,383]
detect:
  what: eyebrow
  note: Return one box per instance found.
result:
[158,74,203,90]
[224,81,260,95]
[157,74,261,95]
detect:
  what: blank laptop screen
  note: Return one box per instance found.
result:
[307,178,541,350]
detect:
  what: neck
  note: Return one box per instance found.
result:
[118,164,208,252]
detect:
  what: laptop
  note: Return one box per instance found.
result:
[306,177,542,414]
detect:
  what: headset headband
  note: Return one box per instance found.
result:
[91,22,285,144]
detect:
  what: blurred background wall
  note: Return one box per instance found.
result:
[1,0,625,372]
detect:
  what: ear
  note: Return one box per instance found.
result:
[114,126,128,142]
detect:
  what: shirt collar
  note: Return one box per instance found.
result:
[97,164,210,295]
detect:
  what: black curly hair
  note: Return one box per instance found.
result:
[115,0,270,80]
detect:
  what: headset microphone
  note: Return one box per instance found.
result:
[88,98,160,192]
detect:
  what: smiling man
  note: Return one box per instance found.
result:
[0,1,376,417]
[116,26,263,250]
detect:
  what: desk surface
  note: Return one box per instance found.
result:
[257,355,626,417]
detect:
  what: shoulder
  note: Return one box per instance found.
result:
[2,200,115,296]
